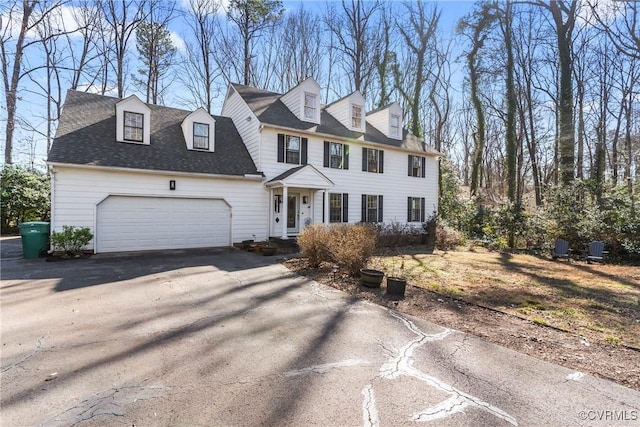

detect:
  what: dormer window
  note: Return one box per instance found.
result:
[304,93,317,121]
[352,104,363,129]
[390,114,401,138]
[181,108,215,151]
[193,122,209,150]
[124,111,144,142]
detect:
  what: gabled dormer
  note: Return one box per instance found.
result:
[326,91,366,133]
[115,95,151,145]
[280,77,321,124]
[181,108,216,152]
[366,102,403,140]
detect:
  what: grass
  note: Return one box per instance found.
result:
[371,248,640,348]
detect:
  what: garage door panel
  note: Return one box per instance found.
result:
[97,196,231,253]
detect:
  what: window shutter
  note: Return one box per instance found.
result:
[421,157,426,178]
[378,195,383,222]
[361,194,367,222]
[301,137,308,164]
[362,147,367,171]
[344,145,349,170]
[421,198,426,222]
[408,155,413,176]
[407,197,412,222]
[324,141,330,167]
[342,193,349,222]
[379,151,384,173]
[277,134,285,163]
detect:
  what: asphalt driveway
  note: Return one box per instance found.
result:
[1,236,639,426]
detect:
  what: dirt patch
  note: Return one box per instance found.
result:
[283,253,640,391]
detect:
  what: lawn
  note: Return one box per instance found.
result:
[370,249,640,348]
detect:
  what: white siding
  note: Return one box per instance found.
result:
[280,78,321,123]
[221,88,262,170]
[260,128,438,226]
[50,166,268,252]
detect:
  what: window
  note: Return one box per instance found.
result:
[124,111,144,142]
[193,122,209,150]
[286,135,300,164]
[329,193,348,223]
[390,114,401,138]
[409,155,426,177]
[278,134,307,164]
[304,93,317,121]
[408,197,425,222]
[362,147,383,173]
[352,104,363,129]
[361,194,383,223]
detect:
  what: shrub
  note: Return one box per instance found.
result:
[326,224,377,276]
[50,225,93,256]
[436,221,465,250]
[297,223,331,267]
[1,165,50,233]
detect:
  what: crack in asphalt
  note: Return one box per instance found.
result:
[41,381,169,427]
[361,384,379,427]
[376,310,518,426]
[1,333,49,373]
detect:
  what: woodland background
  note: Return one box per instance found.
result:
[1,0,638,256]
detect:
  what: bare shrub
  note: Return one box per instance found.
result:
[436,222,465,250]
[375,222,422,247]
[297,224,331,267]
[326,224,377,276]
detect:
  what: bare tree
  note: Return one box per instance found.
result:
[457,2,499,196]
[324,0,381,96]
[101,0,147,98]
[393,0,440,138]
[1,0,70,164]
[179,0,221,112]
[134,1,176,104]
[223,0,284,86]
[535,0,579,185]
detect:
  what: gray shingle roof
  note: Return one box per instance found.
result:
[48,90,259,176]
[232,83,440,156]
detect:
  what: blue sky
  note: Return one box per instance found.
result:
[3,0,477,168]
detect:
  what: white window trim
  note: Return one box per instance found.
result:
[351,104,363,130]
[193,122,210,150]
[303,92,318,122]
[390,114,401,138]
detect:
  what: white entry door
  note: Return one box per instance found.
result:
[96,196,231,253]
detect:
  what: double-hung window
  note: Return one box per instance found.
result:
[352,104,363,129]
[324,141,349,169]
[329,193,349,223]
[362,148,383,173]
[193,122,209,150]
[390,114,401,138]
[361,194,383,223]
[409,155,426,177]
[304,93,317,121]
[407,197,426,222]
[124,111,144,142]
[277,134,307,165]
[286,135,300,164]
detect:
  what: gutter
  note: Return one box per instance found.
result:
[46,162,265,181]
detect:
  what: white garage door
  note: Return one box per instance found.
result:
[97,196,231,253]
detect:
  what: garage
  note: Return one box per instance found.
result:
[96,196,231,253]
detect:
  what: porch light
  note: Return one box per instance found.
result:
[169,180,176,190]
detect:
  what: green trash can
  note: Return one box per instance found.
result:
[19,221,50,259]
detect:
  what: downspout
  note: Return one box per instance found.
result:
[258,124,264,172]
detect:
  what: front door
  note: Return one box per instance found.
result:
[287,194,299,234]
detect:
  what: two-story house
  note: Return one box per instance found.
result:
[48,78,440,253]
[221,77,440,240]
